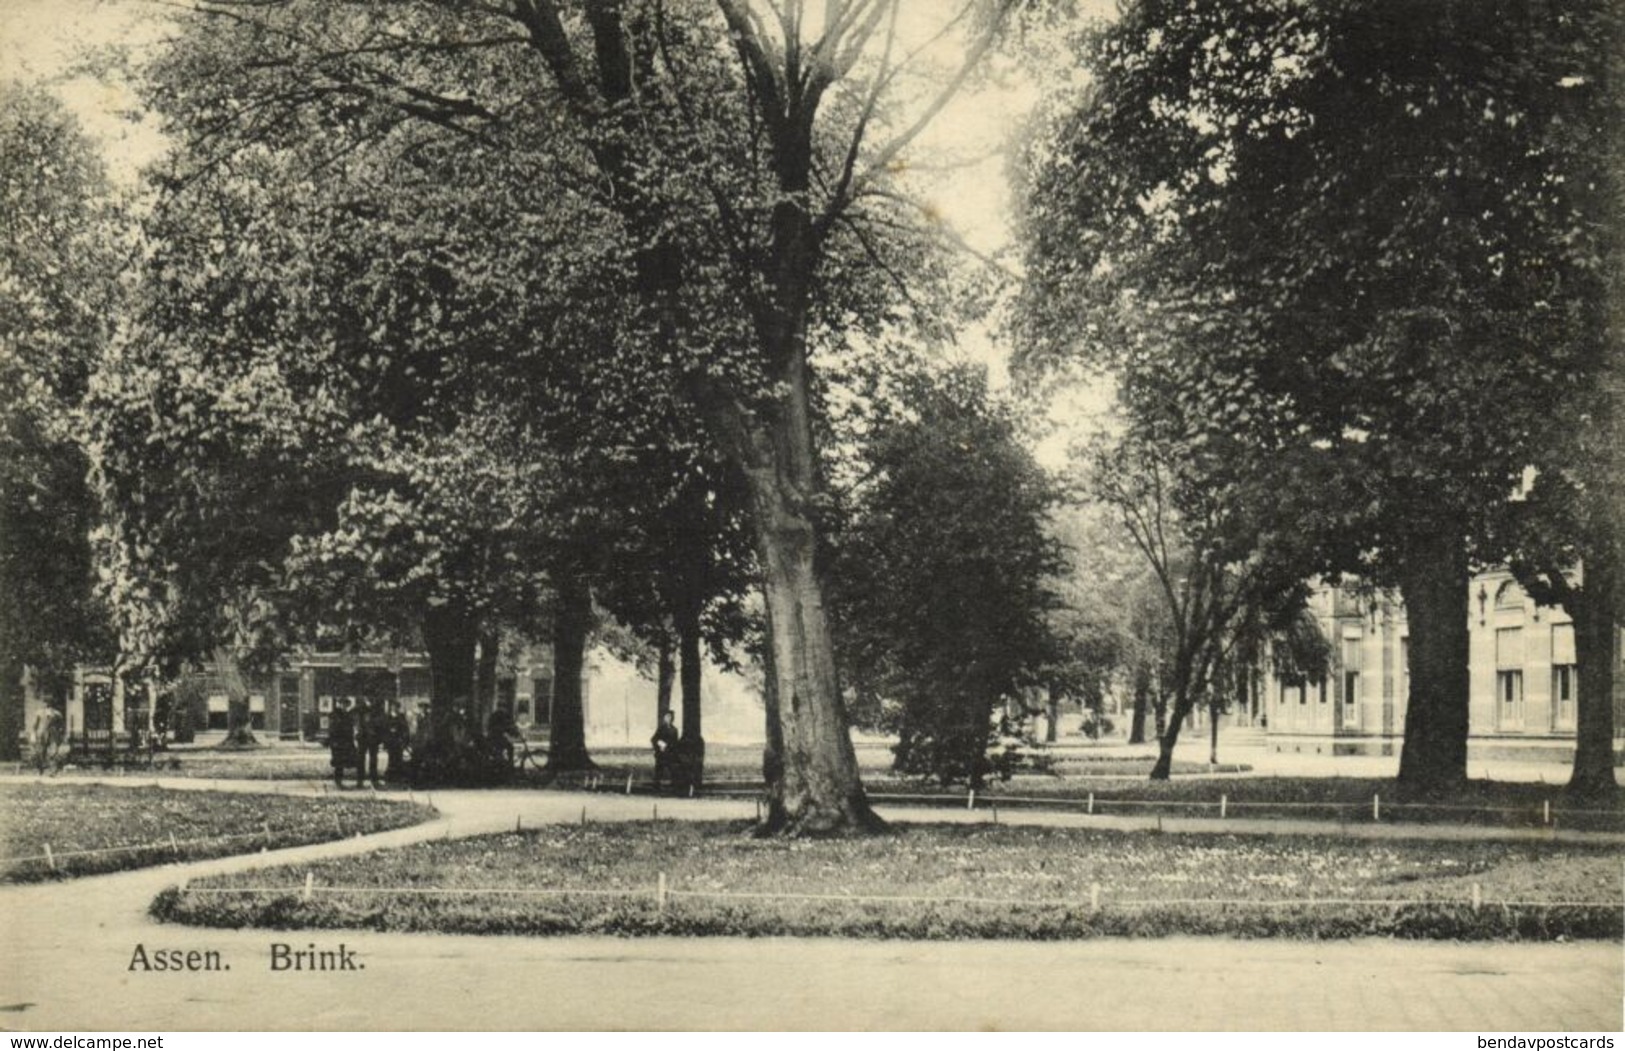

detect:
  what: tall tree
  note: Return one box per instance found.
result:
[0,83,124,755]
[91,76,621,774]
[1017,0,1619,795]
[598,450,756,786]
[831,365,1061,788]
[147,0,1014,834]
[1498,13,1625,799]
[1086,430,1309,778]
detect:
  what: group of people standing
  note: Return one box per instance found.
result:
[327,696,409,789]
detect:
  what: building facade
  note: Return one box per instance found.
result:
[1264,570,1625,763]
[28,644,766,750]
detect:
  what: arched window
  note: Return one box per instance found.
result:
[1494,580,1527,612]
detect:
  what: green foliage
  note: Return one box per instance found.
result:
[1018,0,1619,588]
[0,83,126,752]
[1016,0,1621,788]
[93,29,693,677]
[831,365,1063,786]
[121,0,1015,828]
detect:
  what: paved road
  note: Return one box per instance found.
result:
[1,781,1620,1031]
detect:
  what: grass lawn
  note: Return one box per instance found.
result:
[151,741,1235,783]
[153,820,1621,941]
[0,784,434,882]
[852,776,1625,832]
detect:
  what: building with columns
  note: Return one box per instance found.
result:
[1264,570,1625,764]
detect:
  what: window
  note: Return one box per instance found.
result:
[206,692,229,731]
[1341,635,1362,706]
[1495,627,1523,669]
[1495,627,1524,728]
[1552,624,1577,730]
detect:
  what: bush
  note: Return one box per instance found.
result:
[1080,711,1116,740]
[831,368,1064,790]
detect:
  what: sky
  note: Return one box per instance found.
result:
[0,0,169,180]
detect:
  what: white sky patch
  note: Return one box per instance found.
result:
[0,0,169,183]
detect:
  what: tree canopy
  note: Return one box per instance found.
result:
[831,363,1061,787]
[0,82,125,753]
[1016,0,1621,794]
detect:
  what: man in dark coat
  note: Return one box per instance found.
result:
[487,702,519,767]
[328,698,357,789]
[357,697,384,788]
[650,710,680,793]
[383,700,410,783]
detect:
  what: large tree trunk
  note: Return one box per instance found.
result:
[1045,685,1061,744]
[750,481,881,833]
[0,658,25,761]
[655,632,675,720]
[1149,683,1195,780]
[676,590,705,788]
[1567,552,1619,798]
[1396,531,1471,798]
[1150,644,1204,779]
[212,647,258,748]
[707,231,879,833]
[423,605,477,712]
[1129,670,1149,744]
[416,603,484,784]
[546,568,595,773]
